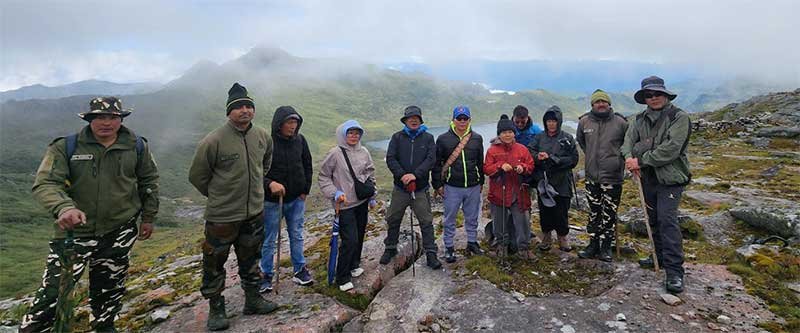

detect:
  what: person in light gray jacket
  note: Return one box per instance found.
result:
[318,119,377,292]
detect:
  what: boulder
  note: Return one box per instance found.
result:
[729,206,800,239]
[755,126,800,138]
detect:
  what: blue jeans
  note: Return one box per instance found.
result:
[442,184,481,248]
[260,198,306,275]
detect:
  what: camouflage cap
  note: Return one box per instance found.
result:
[78,96,132,121]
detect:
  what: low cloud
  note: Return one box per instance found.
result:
[2,0,798,90]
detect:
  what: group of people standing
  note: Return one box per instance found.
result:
[21,75,691,332]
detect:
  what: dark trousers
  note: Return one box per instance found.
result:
[491,202,531,250]
[21,222,138,332]
[384,188,437,254]
[538,196,571,236]
[201,213,264,298]
[643,183,685,277]
[337,201,369,284]
[585,182,623,242]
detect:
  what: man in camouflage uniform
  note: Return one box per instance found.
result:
[189,82,277,331]
[21,97,159,333]
[576,90,629,262]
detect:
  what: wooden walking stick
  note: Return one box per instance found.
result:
[633,172,659,271]
[275,195,284,294]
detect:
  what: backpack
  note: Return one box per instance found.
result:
[65,133,145,162]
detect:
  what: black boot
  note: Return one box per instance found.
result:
[638,256,663,269]
[207,296,229,331]
[426,252,442,270]
[466,242,484,256]
[243,289,279,315]
[445,247,456,263]
[379,248,398,265]
[665,274,684,294]
[577,238,600,259]
[598,239,613,262]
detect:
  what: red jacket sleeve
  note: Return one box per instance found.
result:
[483,146,503,177]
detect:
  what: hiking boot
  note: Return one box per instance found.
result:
[558,235,573,252]
[207,296,229,331]
[578,238,600,259]
[259,274,274,293]
[339,281,354,292]
[426,252,442,270]
[379,249,398,265]
[517,249,532,260]
[293,266,314,286]
[665,274,685,294]
[350,267,364,277]
[538,233,552,251]
[445,247,457,263]
[466,242,484,256]
[243,289,279,315]
[598,239,613,262]
[638,256,663,269]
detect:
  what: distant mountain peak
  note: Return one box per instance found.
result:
[236,46,295,67]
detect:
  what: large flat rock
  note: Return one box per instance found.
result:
[351,259,779,332]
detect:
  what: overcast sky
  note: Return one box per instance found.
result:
[1,0,798,91]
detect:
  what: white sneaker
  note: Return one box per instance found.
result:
[350,267,364,277]
[338,282,354,292]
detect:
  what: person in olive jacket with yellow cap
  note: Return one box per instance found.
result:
[189,83,277,331]
[22,97,159,333]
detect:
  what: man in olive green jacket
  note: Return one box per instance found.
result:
[621,76,692,294]
[22,97,159,333]
[188,82,277,331]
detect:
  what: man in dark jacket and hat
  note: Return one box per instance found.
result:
[22,97,159,333]
[380,106,441,269]
[622,76,692,294]
[576,89,629,262]
[259,105,314,293]
[528,106,579,252]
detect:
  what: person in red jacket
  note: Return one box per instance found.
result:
[484,114,535,258]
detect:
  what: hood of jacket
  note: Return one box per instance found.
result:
[542,106,564,135]
[337,119,364,151]
[271,106,303,139]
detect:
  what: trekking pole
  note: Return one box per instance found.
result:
[571,171,581,210]
[409,189,417,277]
[500,171,507,258]
[275,195,284,294]
[633,173,659,272]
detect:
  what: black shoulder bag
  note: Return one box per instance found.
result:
[340,147,376,200]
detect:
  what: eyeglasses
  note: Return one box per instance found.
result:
[642,91,666,99]
[454,116,470,121]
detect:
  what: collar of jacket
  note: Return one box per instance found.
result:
[490,136,515,149]
[589,107,613,119]
[642,102,674,123]
[402,124,428,139]
[226,120,253,134]
[449,121,472,139]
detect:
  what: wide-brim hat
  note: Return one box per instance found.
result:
[401,105,424,124]
[537,177,559,208]
[78,96,132,121]
[634,76,677,104]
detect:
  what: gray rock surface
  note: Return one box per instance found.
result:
[729,206,800,239]
[350,261,776,332]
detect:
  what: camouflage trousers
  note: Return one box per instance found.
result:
[585,181,622,242]
[201,213,264,298]
[20,222,138,333]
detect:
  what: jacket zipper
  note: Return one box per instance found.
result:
[244,133,251,218]
[410,137,415,184]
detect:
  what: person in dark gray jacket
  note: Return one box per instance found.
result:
[576,90,628,262]
[528,106,579,252]
[380,106,441,269]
